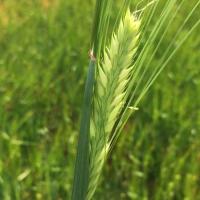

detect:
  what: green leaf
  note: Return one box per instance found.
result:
[71,60,95,200]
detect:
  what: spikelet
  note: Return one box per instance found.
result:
[87,9,140,200]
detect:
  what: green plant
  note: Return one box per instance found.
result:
[72,0,200,199]
[87,10,140,200]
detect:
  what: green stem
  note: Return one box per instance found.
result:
[72,0,112,199]
[71,60,95,200]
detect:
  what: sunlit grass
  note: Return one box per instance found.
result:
[0,0,199,199]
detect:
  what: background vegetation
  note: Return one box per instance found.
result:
[0,0,199,199]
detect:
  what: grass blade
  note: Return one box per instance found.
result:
[71,59,95,200]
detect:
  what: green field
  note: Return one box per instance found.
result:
[0,0,199,199]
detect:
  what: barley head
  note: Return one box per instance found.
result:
[86,9,141,200]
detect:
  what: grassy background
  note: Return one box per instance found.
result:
[0,0,199,199]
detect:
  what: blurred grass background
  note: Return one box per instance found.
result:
[0,0,199,199]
